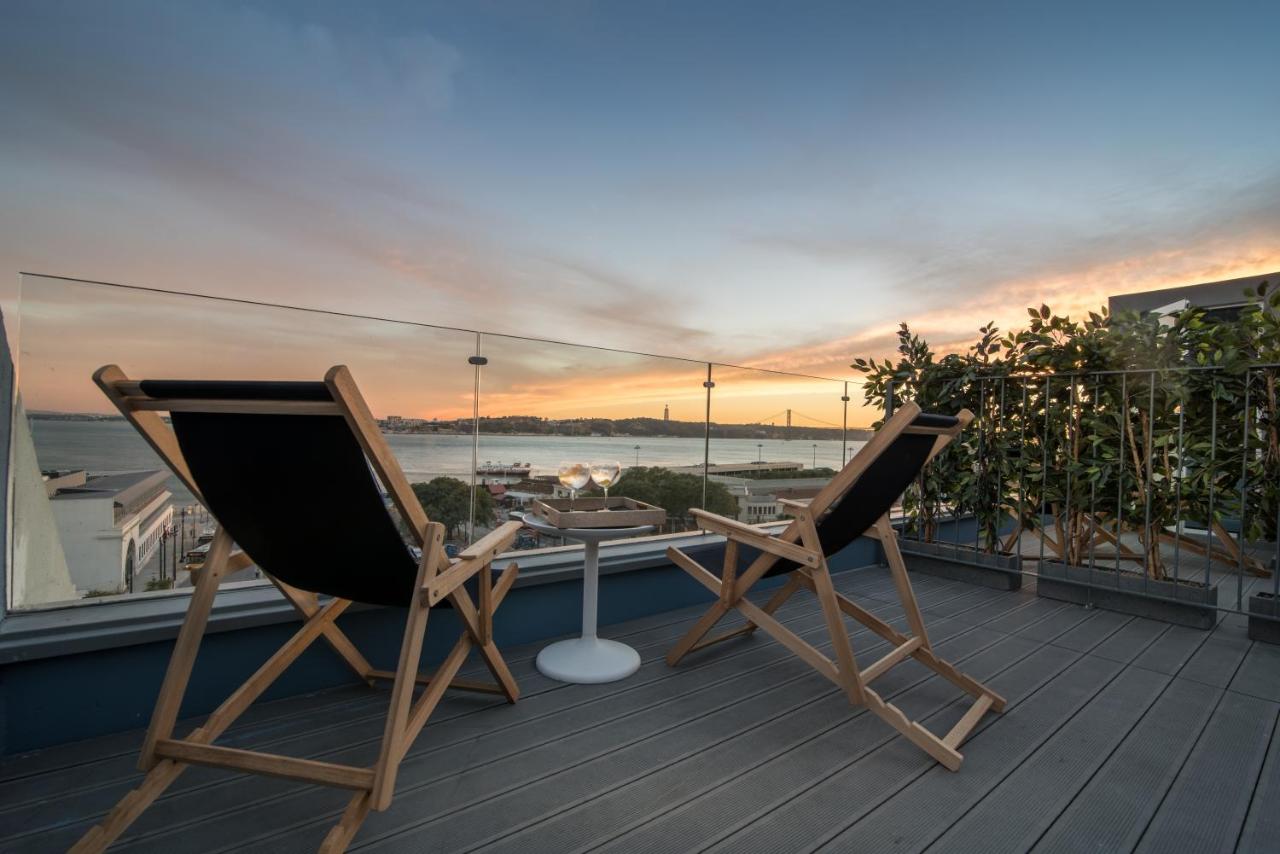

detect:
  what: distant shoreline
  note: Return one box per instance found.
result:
[27,410,875,441]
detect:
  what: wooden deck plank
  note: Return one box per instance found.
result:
[505,630,1046,854]
[0,568,913,841]
[1237,706,1280,853]
[1,567,1275,854]
[0,565,913,790]
[476,599,1048,853]
[194,585,998,853]
[810,634,1140,852]
[1031,682,1224,852]
[923,666,1170,853]
[1135,691,1278,853]
[700,643,1085,854]
[29,571,954,853]
[1229,640,1280,703]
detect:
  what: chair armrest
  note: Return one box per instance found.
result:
[455,520,524,564]
[228,550,255,571]
[777,498,812,516]
[424,520,523,606]
[689,509,819,568]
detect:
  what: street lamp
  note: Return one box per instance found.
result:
[756,443,763,463]
[633,444,640,466]
[812,443,817,468]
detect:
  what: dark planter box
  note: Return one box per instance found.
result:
[896,539,1022,591]
[1038,561,1215,629]
[1248,592,1280,645]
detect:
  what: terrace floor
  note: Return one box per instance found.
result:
[3,565,1279,853]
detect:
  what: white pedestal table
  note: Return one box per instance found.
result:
[519,513,656,683]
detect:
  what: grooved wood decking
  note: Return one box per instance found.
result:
[2,565,1276,853]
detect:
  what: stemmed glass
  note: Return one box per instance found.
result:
[558,461,591,508]
[590,461,623,504]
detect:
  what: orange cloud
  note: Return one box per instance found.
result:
[18,241,1279,431]
[738,241,1280,378]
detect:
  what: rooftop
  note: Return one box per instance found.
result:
[4,564,1276,853]
[1108,270,1279,315]
[49,470,168,507]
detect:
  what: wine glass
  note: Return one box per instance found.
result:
[590,461,623,503]
[558,461,591,508]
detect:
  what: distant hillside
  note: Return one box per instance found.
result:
[401,415,873,441]
[27,409,875,441]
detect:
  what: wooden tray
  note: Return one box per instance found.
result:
[530,496,666,529]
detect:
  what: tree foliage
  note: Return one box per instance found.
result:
[411,477,495,541]
[605,466,738,529]
[852,280,1278,581]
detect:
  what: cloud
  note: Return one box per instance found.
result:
[528,254,717,351]
[4,0,1278,424]
[740,237,1280,380]
[0,2,724,356]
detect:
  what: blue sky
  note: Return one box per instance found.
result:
[3,0,1278,387]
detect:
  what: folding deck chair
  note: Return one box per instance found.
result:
[73,365,524,853]
[666,402,1005,770]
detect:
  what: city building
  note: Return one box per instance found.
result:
[1109,270,1276,320]
[47,470,173,594]
[667,460,805,477]
[709,471,831,522]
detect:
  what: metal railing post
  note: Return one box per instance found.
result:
[702,364,713,510]
[1238,375,1251,610]
[1143,371,1155,592]
[467,335,486,545]
[1115,372,1126,581]
[1039,377,1051,567]
[841,381,850,465]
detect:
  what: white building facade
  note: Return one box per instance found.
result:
[48,470,174,594]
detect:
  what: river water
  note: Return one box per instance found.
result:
[30,420,864,504]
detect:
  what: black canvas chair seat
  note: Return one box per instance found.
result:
[138,379,334,401]
[77,365,524,853]
[764,412,956,578]
[664,402,1003,772]
[171,408,419,607]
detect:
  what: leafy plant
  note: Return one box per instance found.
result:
[607,466,738,530]
[852,282,1277,582]
[411,477,496,542]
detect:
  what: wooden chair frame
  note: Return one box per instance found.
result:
[72,365,524,853]
[666,402,1006,770]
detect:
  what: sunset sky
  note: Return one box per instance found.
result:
[3,1,1278,422]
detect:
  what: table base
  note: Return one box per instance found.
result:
[535,637,641,684]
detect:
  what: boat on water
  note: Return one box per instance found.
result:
[476,461,533,477]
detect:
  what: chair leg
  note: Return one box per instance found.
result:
[876,516,932,649]
[810,560,864,705]
[371,526,443,810]
[476,640,520,703]
[470,564,520,702]
[138,528,234,770]
[746,573,803,634]
[68,759,187,854]
[72,538,362,852]
[863,688,964,771]
[666,599,733,666]
[666,541,756,666]
[447,562,521,702]
[319,791,373,853]
[272,577,374,684]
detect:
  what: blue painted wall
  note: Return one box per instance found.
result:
[0,535,878,754]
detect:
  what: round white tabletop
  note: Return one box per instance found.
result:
[519,513,655,684]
